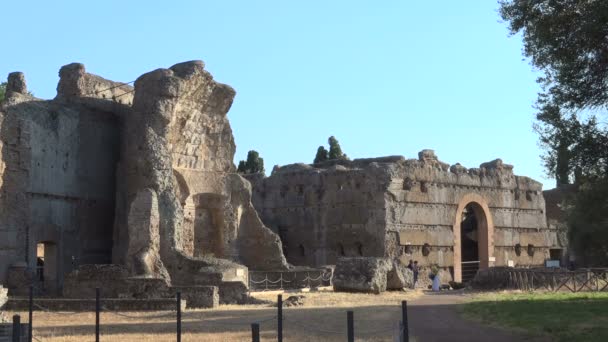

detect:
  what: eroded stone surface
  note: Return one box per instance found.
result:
[0,61,289,299]
[332,257,393,294]
[250,150,561,283]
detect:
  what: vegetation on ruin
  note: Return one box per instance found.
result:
[313,146,329,163]
[500,0,608,265]
[314,136,348,163]
[462,291,608,342]
[237,150,265,175]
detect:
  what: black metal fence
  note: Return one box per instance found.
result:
[3,286,411,342]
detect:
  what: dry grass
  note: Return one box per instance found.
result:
[8,289,420,342]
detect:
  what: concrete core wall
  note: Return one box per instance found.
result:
[250,150,561,282]
[0,72,122,292]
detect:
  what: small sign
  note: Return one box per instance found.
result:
[507,260,514,267]
[488,256,496,262]
[236,269,244,276]
[546,260,560,268]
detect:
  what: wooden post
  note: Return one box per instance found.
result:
[277,294,283,342]
[95,287,100,342]
[12,315,21,342]
[176,291,181,342]
[28,285,33,342]
[251,323,260,342]
[402,301,409,342]
[347,311,354,342]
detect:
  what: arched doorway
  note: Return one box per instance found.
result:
[453,194,494,282]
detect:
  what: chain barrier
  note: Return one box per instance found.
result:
[249,270,332,291]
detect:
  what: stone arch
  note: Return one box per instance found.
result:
[453,193,494,282]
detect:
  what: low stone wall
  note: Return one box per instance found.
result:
[170,286,219,309]
[5,298,186,311]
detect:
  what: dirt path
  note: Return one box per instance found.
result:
[407,291,540,342]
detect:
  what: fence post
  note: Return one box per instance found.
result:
[402,301,409,342]
[28,285,33,342]
[96,287,100,342]
[12,315,20,342]
[176,291,181,342]
[251,323,260,342]
[277,294,283,342]
[347,311,354,342]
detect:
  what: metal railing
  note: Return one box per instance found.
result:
[461,261,480,283]
[507,268,608,292]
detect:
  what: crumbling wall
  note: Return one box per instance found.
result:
[0,70,122,293]
[250,159,395,267]
[251,150,558,282]
[386,150,553,271]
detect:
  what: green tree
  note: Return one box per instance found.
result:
[567,179,608,265]
[313,146,329,164]
[328,136,347,160]
[500,0,608,265]
[0,82,6,103]
[237,150,265,175]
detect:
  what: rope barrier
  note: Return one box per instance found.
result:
[101,306,175,320]
[198,315,278,327]
[33,303,81,316]
[283,317,343,334]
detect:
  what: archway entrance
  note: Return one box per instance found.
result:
[460,204,480,282]
[36,241,58,292]
[453,194,494,283]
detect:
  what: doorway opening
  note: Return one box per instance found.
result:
[460,204,480,283]
[453,194,494,283]
[36,241,58,292]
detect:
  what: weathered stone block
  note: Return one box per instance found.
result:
[332,257,392,294]
[386,261,414,290]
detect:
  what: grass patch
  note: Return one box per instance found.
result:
[461,291,608,342]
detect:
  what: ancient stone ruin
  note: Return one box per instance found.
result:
[0,61,288,305]
[248,150,563,285]
[0,60,565,302]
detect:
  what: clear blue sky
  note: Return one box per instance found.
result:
[0,1,552,188]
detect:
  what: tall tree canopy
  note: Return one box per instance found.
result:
[500,0,608,264]
[328,136,348,160]
[237,150,265,175]
[314,146,329,164]
[0,82,6,103]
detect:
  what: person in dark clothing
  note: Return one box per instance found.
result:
[407,260,414,270]
[412,261,419,288]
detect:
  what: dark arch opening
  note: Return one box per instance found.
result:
[460,203,480,282]
[460,204,479,262]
